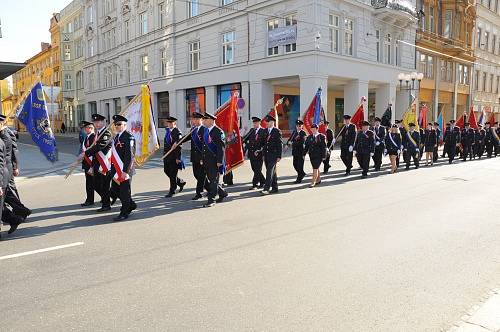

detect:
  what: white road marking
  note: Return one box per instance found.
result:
[0,242,84,261]
[450,289,500,332]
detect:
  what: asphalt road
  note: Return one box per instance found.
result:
[2,154,500,331]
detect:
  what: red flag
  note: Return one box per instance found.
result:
[351,103,365,129]
[488,112,496,124]
[215,93,244,173]
[418,104,428,128]
[260,108,279,129]
[302,88,326,134]
[455,112,465,129]
[468,107,478,130]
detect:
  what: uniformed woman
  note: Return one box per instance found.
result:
[304,124,326,187]
[424,122,438,166]
[385,124,402,174]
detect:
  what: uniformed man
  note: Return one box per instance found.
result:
[163,116,186,198]
[286,120,306,183]
[188,112,208,200]
[371,117,386,171]
[80,121,96,206]
[397,120,406,168]
[354,121,375,178]
[476,124,486,159]
[0,130,9,237]
[261,114,282,195]
[110,115,137,221]
[403,123,420,170]
[485,122,494,158]
[201,112,227,207]
[461,123,475,161]
[242,117,266,190]
[82,114,113,212]
[493,122,500,157]
[443,120,460,164]
[433,122,441,162]
[338,114,357,175]
[322,120,334,173]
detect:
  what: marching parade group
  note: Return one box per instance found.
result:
[73,108,500,223]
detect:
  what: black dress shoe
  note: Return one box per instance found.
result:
[165,192,175,198]
[178,182,186,193]
[81,201,94,207]
[16,208,32,219]
[192,194,202,201]
[216,192,228,203]
[129,201,137,213]
[203,201,216,208]
[113,214,129,221]
[270,189,279,194]
[97,206,111,212]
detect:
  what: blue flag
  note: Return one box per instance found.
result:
[313,88,322,125]
[17,82,58,162]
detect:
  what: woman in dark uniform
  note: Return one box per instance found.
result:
[424,122,438,166]
[304,124,326,187]
[385,124,402,174]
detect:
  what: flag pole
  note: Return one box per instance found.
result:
[160,127,195,160]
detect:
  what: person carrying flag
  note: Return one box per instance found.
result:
[396,120,406,167]
[163,117,186,198]
[80,121,96,207]
[109,115,137,221]
[423,123,438,166]
[339,114,357,176]
[286,120,306,184]
[485,122,494,157]
[354,121,375,178]
[433,122,441,162]
[242,117,266,190]
[201,112,228,207]
[322,120,334,173]
[476,124,486,159]
[385,124,402,174]
[261,114,282,195]
[461,123,475,161]
[81,114,113,212]
[371,117,386,171]
[304,123,327,187]
[403,123,420,170]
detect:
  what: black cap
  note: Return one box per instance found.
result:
[485,122,491,125]
[113,114,128,123]
[409,123,416,127]
[374,117,381,122]
[251,116,261,122]
[295,120,304,125]
[203,113,217,120]
[166,116,178,122]
[311,124,319,129]
[428,122,433,126]
[391,124,398,128]
[92,113,106,121]
[192,112,204,119]
[395,120,401,124]
[494,122,499,125]
[446,123,451,126]
[324,120,330,125]
[361,121,370,126]
[433,122,439,125]
[0,114,7,121]
[80,120,93,127]
[450,120,456,123]
[343,115,351,120]
[265,115,276,122]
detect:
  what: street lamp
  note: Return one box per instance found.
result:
[398,71,423,107]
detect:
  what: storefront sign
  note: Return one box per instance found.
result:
[268,25,297,48]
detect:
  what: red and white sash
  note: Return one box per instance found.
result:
[96,150,112,175]
[110,144,130,184]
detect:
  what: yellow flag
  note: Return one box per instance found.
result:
[402,99,419,132]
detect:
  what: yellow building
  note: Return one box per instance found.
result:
[12,13,62,132]
[416,0,476,122]
[1,95,15,128]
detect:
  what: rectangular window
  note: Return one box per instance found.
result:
[490,73,494,92]
[384,33,391,64]
[463,65,469,85]
[112,65,118,86]
[88,70,94,91]
[141,55,148,79]
[139,12,148,35]
[124,20,130,42]
[267,19,279,56]
[189,41,200,71]
[64,44,71,61]
[157,92,170,128]
[395,40,400,66]
[482,72,487,91]
[185,87,206,127]
[477,28,482,48]
[125,59,131,83]
[64,74,72,90]
[222,31,235,64]
[443,10,453,38]
[159,2,165,28]
[475,70,480,90]
[329,14,340,53]
[87,5,94,23]
[188,0,199,18]
[284,14,297,53]
[484,31,490,50]
[375,29,381,62]
[222,0,233,5]
[217,83,242,107]
[344,18,353,56]
[160,49,168,76]
[429,6,435,32]
[419,53,434,79]
[497,76,500,94]
[492,34,497,54]
[75,38,83,58]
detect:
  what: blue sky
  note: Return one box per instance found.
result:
[0,0,70,63]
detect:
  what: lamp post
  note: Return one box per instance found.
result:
[398,71,424,107]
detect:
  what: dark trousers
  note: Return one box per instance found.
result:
[84,173,94,203]
[264,158,278,191]
[358,153,370,176]
[5,177,29,216]
[292,155,305,180]
[94,172,111,208]
[250,158,265,187]
[462,144,473,160]
[164,159,184,194]
[445,144,456,163]
[433,146,439,162]
[117,180,133,216]
[204,163,225,202]
[192,161,207,195]
[495,144,499,157]
[486,143,493,157]
[223,172,233,185]
[405,150,419,168]
[372,145,384,170]
[477,144,484,158]
[340,147,353,171]
[323,150,331,172]
[1,206,22,226]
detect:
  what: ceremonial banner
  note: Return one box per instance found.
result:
[455,112,465,129]
[468,107,478,130]
[123,85,160,167]
[16,82,58,162]
[216,93,244,173]
[488,111,496,124]
[381,105,392,127]
[351,99,366,130]
[302,88,326,134]
[418,104,429,128]
[478,108,486,127]
[437,112,444,144]
[402,98,419,131]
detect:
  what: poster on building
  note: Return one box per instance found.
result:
[273,94,300,137]
[268,25,297,48]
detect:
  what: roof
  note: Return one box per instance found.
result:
[0,62,26,80]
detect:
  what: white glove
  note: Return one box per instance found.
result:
[370,153,374,157]
[416,148,419,152]
[397,150,401,154]
[384,149,387,154]
[332,138,336,145]
[375,142,380,146]
[348,145,353,152]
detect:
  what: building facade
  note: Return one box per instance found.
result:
[60,0,87,132]
[415,0,476,122]
[472,0,500,122]
[83,0,418,136]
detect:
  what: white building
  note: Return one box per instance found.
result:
[472,0,500,120]
[83,0,418,135]
[59,0,87,131]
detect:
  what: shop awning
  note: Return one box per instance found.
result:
[0,61,25,80]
